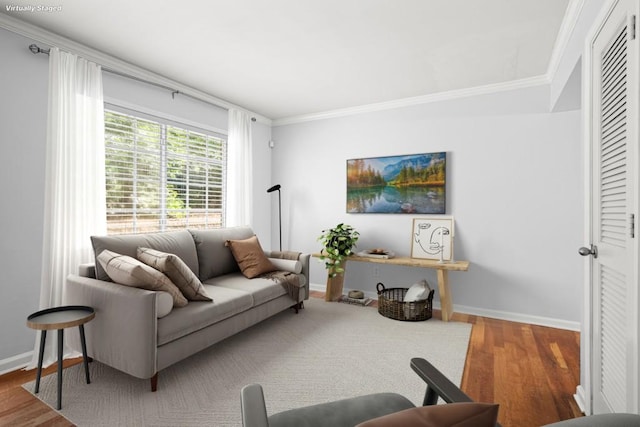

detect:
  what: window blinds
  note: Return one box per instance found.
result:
[105,109,226,234]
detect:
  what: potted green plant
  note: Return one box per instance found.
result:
[317,223,360,277]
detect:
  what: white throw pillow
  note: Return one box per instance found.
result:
[403,279,432,319]
[404,279,431,302]
[268,258,303,274]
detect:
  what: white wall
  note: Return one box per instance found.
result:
[0,27,48,372]
[0,26,272,373]
[272,85,583,327]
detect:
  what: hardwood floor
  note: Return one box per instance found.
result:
[0,359,76,426]
[455,312,583,427]
[0,293,582,427]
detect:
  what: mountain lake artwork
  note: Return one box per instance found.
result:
[347,152,446,214]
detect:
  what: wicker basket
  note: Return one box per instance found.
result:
[376,282,434,321]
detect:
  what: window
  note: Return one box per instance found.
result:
[105,108,226,235]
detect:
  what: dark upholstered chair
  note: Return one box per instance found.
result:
[241,357,640,427]
[241,357,501,427]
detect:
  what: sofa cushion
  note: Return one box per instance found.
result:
[97,249,188,307]
[157,284,253,345]
[204,273,286,306]
[137,247,212,302]
[226,235,275,279]
[189,226,255,281]
[92,230,199,282]
[355,402,499,427]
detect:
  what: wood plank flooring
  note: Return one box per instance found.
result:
[0,293,582,427]
[455,313,583,426]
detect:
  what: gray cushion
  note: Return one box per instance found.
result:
[268,392,415,427]
[157,283,253,345]
[91,230,199,282]
[189,226,255,281]
[205,273,287,306]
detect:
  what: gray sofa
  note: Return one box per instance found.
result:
[65,226,310,391]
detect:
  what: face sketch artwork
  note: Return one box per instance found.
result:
[414,223,449,256]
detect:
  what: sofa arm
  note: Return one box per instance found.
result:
[410,358,501,427]
[78,263,96,278]
[241,384,270,427]
[410,357,474,405]
[299,253,310,300]
[65,274,159,379]
[265,252,311,301]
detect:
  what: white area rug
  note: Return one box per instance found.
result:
[25,298,472,426]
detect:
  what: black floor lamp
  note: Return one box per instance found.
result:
[267,184,282,251]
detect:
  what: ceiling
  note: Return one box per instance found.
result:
[1,0,570,121]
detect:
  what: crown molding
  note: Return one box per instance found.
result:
[273,75,550,127]
[2,3,576,130]
[0,13,272,125]
[273,1,580,127]
[546,0,586,81]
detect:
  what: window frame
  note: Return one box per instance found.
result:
[104,102,228,235]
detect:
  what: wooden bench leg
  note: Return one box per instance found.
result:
[437,270,453,322]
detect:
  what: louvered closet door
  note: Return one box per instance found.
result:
[590,0,638,414]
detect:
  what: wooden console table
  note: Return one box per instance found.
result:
[313,254,470,322]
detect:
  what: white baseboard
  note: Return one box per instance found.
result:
[452,304,581,331]
[574,385,588,414]
[309,283,581,331]
[0,351,32,376]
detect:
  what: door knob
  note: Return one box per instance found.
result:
[578,245,598,258]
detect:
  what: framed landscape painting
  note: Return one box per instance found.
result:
[346,152,446,214]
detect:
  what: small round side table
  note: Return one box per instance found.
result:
[26,305,95,410]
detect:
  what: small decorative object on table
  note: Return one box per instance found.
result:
[411,217,454,262]
[376,281,434,321]
[357,249,396,259]
[348,290,365,299]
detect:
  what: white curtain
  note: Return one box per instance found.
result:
[28,48,106,368]
[226,109,253,227]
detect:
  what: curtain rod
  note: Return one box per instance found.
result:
[28,43,257,122]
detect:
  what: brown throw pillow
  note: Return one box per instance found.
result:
[97,249,188,308]
[137,247,212,302]
[355,402,499,427]
[225,235,275,279]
